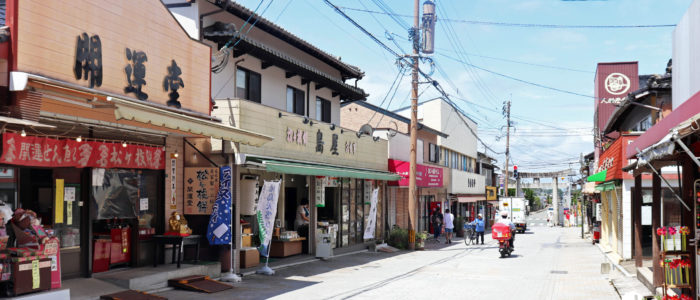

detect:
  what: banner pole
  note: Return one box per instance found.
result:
[221,164,241,283]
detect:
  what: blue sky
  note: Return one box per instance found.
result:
[237,0,692,173]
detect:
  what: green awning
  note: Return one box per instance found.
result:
[262,160,401,181]
[595,182,616,192]
[587,169,607,182]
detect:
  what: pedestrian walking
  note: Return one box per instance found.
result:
[431,207,443,241]
[443,209,454,244]
[469,213,485,245]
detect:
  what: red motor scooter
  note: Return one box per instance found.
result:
[492,223,514,258]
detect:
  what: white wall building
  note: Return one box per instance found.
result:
[395,98,485,212]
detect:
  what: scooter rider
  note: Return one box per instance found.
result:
[496,211,516,247]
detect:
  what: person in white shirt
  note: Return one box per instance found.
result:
[496,211,516,247]
[443,209,454,244]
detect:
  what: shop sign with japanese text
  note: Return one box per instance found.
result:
[184,167,220,215]
[13,0,211,113]
[0,133,164,169]
[387,159,443,187]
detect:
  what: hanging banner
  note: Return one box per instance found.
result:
[363,180,373,204]
[55,179,64,224]
[206,166,232,245]
[184,167,220,215]
[315,176,325,207]
[170,158,177,209]
[363,188,379,240]
[256,180,281,254]
[0,133,165,169]
[32,260,40,289]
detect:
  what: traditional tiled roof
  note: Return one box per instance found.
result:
[204,22,367,101]
[217,1,364,80]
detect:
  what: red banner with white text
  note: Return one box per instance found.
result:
[0,132,165,169]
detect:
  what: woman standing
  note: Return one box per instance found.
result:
[295,198,310,230]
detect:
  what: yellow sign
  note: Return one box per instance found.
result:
[66,203,73,226]
[486,186,497,201]
[503,202,509,207]
[31,260,40,289]
[55,179,64,224]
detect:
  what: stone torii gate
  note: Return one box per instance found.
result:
[513,169,574,226]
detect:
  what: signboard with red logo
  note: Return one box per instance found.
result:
[595,62,639,133]
[0,132,165,169]
[387,159,443,187]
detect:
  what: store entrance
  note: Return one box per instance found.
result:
[18,168,83,278]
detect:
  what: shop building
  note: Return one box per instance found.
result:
[478,152,499,227]
[166,1,402,269]
[625,1,700,295]
[0,0,271,290]
[589,61,678,262]
[340,101,449,234]
[394,98,485,221]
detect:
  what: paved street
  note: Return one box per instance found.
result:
[156,224,619,300]
[527,207,552,228]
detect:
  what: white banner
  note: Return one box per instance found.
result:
[256,180,281,247]
[363,188,379,240]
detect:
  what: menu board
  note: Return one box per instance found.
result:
[184,167,220,215]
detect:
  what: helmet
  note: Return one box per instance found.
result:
[500,211,508,218]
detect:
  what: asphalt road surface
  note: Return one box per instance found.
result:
[157,224,619,300]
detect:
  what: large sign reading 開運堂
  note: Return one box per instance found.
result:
[13,0,211,113]
[0,132,165,170]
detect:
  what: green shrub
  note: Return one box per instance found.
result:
[388,226,409,249]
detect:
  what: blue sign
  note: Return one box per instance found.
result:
[206,166,232,245]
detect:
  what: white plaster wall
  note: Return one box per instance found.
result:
[396,99,478,158]
[451,169,485,194]
[622,179,633,260]
[165,0,200,39]
[672,0,700,109]
[200,1,343,80]
[208,41,343,125]
[385,132,423,164]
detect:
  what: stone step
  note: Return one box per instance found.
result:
[93,263,221,291]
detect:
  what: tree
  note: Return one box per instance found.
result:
[524,188,535,209]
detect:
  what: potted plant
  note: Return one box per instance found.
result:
[415,231,428,250]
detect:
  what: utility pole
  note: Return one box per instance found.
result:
[407,0,420,249]
[503,100,511,196]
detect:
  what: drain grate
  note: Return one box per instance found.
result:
[550,270,568,274]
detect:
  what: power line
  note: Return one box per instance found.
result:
[438,53,594,99]
[337,6,676,29]
[388,32,592,74]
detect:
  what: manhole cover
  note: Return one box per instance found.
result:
[550,270,568,274]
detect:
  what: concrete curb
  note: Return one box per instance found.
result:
[594,242,634,277]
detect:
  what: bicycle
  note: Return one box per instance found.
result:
[464,224,477,246]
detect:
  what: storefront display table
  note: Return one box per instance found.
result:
[152,235,201,268]
[269,237,306,258]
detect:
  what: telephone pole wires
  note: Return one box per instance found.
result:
[503,99,511,196]
[407,0,420,249]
